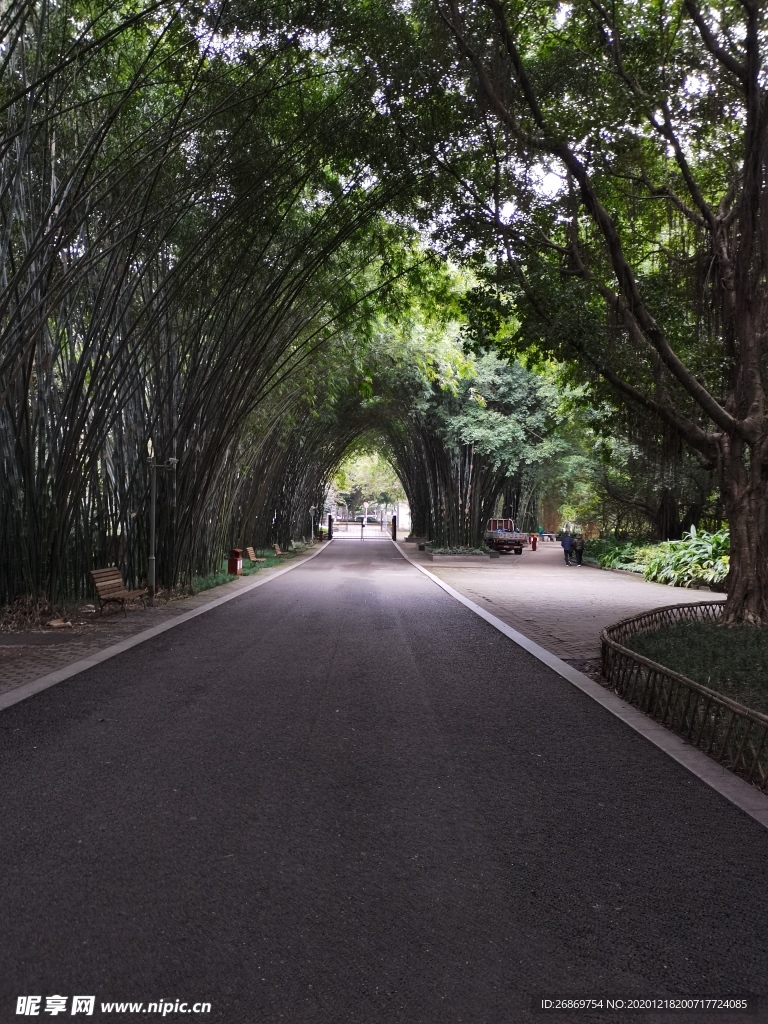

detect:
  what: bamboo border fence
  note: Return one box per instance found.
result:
[601,601,768,791]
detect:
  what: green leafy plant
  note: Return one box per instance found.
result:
[642,527,730,589]
[585,539,647,571]
[586,529,730,588]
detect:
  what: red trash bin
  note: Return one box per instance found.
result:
[530,534,538,551]
[228,548,243,575]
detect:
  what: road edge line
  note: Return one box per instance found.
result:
[0,542,332,714]
[393,541,768,831]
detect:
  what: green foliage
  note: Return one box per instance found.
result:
[333,450,405,509]
[3,0,757,620]
[587,528,730,588]
[585,539,647,571]
[0,0,437,601]
[323,0,767,620]
[626,623,768,716]
[323,294,575,547]
[643,527,730,589]
[190,551,295,593]
[446,355,567,473]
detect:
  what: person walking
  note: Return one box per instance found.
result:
[561,530,574,566]
[572,533,585,566]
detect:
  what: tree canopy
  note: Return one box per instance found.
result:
[318,0,767,622]
[2,0,766,624]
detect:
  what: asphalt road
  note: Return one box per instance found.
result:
[1,538,766,1024]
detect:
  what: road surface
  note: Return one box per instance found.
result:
[1,539,766,1022]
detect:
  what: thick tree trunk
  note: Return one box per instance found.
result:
[721,439,768,626]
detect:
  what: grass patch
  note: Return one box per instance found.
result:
[190,547,300,594]
[625,621,768,715]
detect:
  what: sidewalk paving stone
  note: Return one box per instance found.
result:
[405,541,721,672]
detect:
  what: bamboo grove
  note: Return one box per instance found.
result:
[0,0,415,603]
[0,1,569,605]
[363,346,563,547]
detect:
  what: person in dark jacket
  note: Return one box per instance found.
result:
[572,533,585,565]
[561,531,574,565]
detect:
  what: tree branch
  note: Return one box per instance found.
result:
[683,0,748,83]
[439,0,743,438]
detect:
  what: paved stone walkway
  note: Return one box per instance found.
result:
[399,539,721,673]
[0,552,315,699]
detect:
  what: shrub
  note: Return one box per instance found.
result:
[585,538,647,572]
[586,528,730,588]
[641,526,729,588]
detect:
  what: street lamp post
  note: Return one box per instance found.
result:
[147,438,178,608]
[309,505,317,541]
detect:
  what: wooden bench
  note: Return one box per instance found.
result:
[90,568,148,617]
[246,546,265,563]
[272,544,288,557]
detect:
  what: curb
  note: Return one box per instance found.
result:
[393,541,768,831]
[0,543,331,714]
